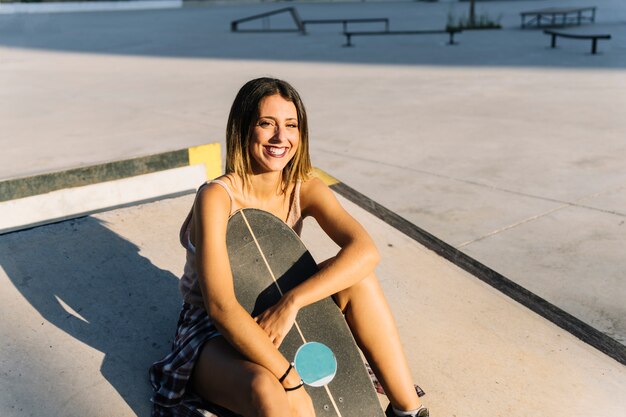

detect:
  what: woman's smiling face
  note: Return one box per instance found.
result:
[249,94,300,174]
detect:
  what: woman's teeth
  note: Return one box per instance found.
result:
[266,146,287,157]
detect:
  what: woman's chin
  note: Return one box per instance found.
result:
[252,163,287,175]
[252,156,294,174]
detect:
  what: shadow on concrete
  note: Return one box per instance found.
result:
[0,216,180,416]
[0,2,624,68]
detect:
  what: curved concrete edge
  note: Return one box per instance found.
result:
[0,164,203,234]
[0,0,182,14]
[313,168,626,367]
[0,142,221,234]
[302,194,626,417]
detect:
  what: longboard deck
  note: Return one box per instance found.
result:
[226,209,384,417]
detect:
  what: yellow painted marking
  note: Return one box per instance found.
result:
[312,167,339,186]
[240,210,343,417]
[188,143,222,180]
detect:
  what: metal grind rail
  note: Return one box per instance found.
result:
[230,7,304,33]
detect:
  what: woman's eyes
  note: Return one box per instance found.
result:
[257,120,298,129]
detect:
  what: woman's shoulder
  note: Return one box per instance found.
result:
[207,173,238,188]
[199,174,239,195]
[300,174,330,194]
[195,176,235,212]
[299,175,335,215]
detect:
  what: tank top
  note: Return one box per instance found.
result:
[178,179,304,307]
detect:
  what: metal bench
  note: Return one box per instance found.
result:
[301,18,389,34]
[343,29,461,47]
[521,7,596,29]
[544,30,611,54]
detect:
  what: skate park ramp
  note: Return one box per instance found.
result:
[1,152,625,417]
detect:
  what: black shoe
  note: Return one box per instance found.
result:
[385,404,429,417]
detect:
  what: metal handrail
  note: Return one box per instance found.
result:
[231,7,304,33]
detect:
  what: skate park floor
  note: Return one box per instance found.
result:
[1,0,625,415]
[1,190,625,417]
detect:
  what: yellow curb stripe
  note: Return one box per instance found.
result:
[312,167,339,186]
[188,143,222,181]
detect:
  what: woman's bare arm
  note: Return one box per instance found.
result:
[286,177,381,310]
[193,183,301,386]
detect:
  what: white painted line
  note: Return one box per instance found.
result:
[0,164,205,234]
[0,0,182,15]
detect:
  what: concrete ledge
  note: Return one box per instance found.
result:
[0,0,182,14]
[0,143,221,234]
[1,143,221,202]
[317,169,626,367]
[0,165,203,234]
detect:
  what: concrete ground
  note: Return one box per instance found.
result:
[2,0,623,343]
[1,194,625,417]
[0,0,625,414]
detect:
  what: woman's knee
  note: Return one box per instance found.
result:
[247,368,289,416]
[333,272,380,313]
[249,368,283,400]
[191,339,288,417]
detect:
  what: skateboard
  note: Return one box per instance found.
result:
[226,208,384,417]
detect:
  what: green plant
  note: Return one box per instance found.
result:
[446,9,502,30]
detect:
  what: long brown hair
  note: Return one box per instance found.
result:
[225,77,312,192]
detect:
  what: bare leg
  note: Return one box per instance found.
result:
[332,272,421,412]
[191,336,291,417]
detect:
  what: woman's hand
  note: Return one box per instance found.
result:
[255,293,299,347]
[286,386,315,417]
